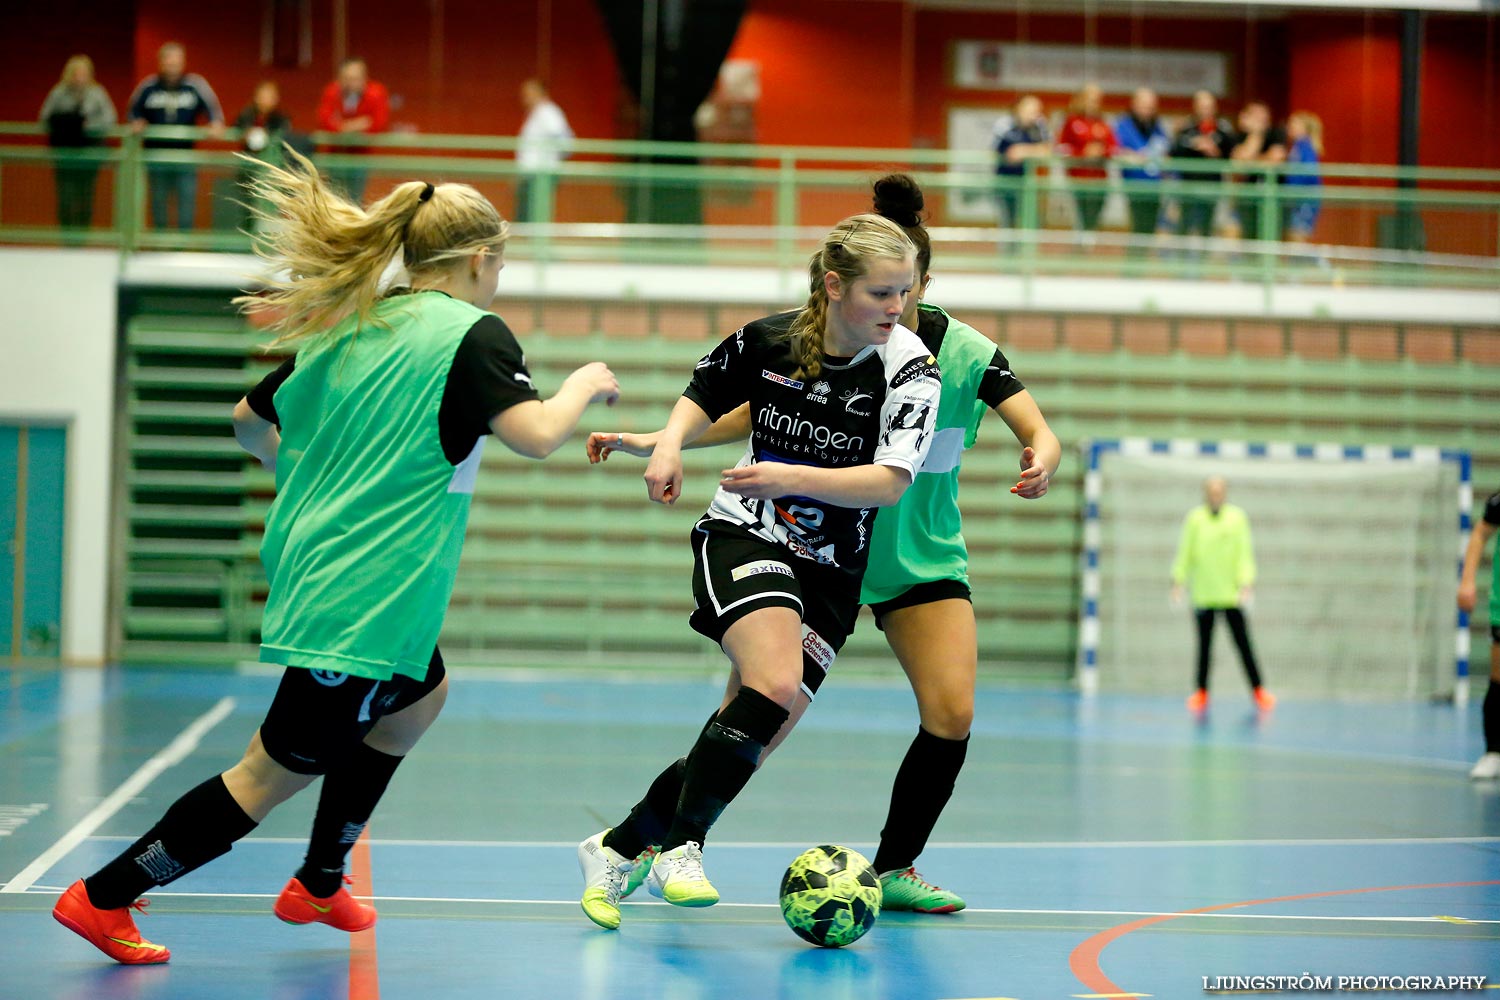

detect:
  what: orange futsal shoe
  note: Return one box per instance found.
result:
[274,875,377,932]
[53,879,171,965]
[1253,687,1277,712]
[1186,689,1209,713]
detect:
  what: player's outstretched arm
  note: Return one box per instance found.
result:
[491,362,619,460]
[1458,520,1497,612]
[232,397,280,472]
[995,390,1061,499]
[643,396,713,505]
[720,462,913,509]
[587,403,752,464]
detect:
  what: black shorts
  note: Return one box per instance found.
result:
[1492,625,1500,644]
[688,519,860,701]
[867,578,972,630]
[259,647,447,775]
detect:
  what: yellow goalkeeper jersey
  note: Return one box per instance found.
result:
[1171,503,1256,609]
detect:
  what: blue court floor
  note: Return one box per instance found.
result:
[1,664,1497,999]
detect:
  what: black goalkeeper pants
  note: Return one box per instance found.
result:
[1195,607,1263,691]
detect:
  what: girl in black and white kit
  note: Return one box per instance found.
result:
[576,214,941,929]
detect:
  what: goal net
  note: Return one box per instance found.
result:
[1079,439,1469,700]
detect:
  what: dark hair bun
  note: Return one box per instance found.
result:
[872,174,925,228]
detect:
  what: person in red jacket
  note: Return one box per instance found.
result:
[1057,83,1118,233]
[317,57,390,203]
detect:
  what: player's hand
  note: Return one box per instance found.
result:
[719,462,792,501]
[565,362,620,407]
[586,431,656,464]
[644,448,683,505]
[1170,583,1185,608]
[1011,446,1050,498]
[1459,581,1478,613]
[1238,586,1254,608]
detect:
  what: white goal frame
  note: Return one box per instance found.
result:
[1077,437,1473,702]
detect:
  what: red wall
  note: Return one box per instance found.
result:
[0,1,1495,170]
[3,0,622,140]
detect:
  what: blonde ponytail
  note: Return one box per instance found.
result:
[784,214,916,379]
[235,146,508,349]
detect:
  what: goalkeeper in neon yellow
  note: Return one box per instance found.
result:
[1171,477,1274,713]
[586,175,1062,917]
[1457,490,1500,780]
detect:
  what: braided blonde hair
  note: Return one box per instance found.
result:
[784,214,916,379]
[234,146,509,349]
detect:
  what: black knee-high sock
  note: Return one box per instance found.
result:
[84,775,258,910]
[603,757,686,860]
[872,728,969,874]
[661,687,788,852]
[295,743,404,897]
[1485,682,1500,753]
[603,710,715,859]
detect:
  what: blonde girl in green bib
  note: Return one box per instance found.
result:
[585,175,1061,913]
[53,148,619,965]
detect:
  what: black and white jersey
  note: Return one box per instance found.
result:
[683,311,941,577]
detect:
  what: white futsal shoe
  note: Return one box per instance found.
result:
[578,830,633,929]
[647,841,719,907]
[1470,752,1500,780]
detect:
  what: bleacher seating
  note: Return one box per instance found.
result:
[117,293,1500,681]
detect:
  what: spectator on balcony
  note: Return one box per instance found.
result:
[233,81,296,232]
[515,79,573,223]
[1113,87,1171,250]
[1229,101,1288,241]
[234,81,292,155]
[1282,111,1323,243]
[993,95,1051,231]
[317,58,390,203]
[1057,83,1117,233]
[1170,90,1235,238]
[127,42,224,231]
[39,54,117,235]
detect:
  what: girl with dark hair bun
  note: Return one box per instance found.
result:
[587,175,1061,915]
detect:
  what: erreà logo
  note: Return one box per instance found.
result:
[808,380,831,403]
[762,370,804,390]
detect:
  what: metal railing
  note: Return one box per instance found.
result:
[3,123,1499,291]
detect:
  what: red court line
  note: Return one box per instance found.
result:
[348,829,380,1000]
[1069,879,1500,997]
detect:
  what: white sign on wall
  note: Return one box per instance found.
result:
[953,42,1229,98]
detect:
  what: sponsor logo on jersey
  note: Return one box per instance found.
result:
[757,401,864,453]
[808,380,831,403]
[762,369,805,390]
[785,533,837,566]
[891,355,940,389]
[986,365,1012,378]
[696,351,729,371]
[513,372,534,387]
[801,625,836,674]
[310,669,349,687]
[775,504,825,533]
[840,388,872,417]
[881,398,935,449]
[730,559,796,582]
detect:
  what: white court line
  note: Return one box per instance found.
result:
[75,835,1500,850]
[8,888,1497,925]
[0,697,236,895]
